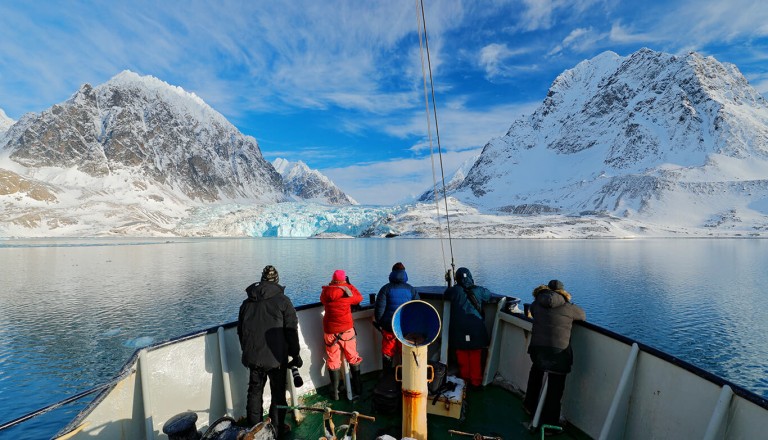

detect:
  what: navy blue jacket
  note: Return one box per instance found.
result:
[374,270,419,332]
[445,267,491,350]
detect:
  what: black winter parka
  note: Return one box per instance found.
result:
[237,281,300,370]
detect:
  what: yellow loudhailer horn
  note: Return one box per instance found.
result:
[392,300,442,440]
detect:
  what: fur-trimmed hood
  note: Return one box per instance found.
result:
[532,284,572,305]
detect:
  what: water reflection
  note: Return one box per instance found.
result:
[1,238,767,439]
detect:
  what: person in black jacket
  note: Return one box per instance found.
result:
[523,279,586,429]
[237,265,302,438]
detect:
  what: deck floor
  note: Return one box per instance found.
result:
[282,372,590,440]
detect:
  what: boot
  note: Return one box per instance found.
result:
[381,355,393,377]
[329,368,341,400]
[350,363,362,397]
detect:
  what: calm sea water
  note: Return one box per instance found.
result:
[1,238,767,439]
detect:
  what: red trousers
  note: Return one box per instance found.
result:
[455,349,484,386]
[324,328,362,370]
[381,329,401,358]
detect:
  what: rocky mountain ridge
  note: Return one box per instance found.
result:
[273,158,358,206]
[2,71,286,203]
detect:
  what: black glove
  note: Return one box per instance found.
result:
[289,356,303,369]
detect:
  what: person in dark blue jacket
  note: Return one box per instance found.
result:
[444,267,491,387]
[374,262,419,372]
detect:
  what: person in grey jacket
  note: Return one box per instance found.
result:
[523,279,586,429]
[238,265,301,438]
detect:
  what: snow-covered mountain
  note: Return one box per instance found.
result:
[1,71,285,203]
[453,48,768,232]
[273,158,357,205]
[417,154,479,202]
[0,108,13,134]
[1,72,297,236]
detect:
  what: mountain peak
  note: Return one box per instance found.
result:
[455,48,768,229]
[272,158,357,205]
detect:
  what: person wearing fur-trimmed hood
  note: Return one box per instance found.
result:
[523,279,586,430]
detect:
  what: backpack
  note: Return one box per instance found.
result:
[428,361,448,395]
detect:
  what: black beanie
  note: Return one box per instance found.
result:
[392,262,406,271]
[548,279,564,291]
[261,265,279,283]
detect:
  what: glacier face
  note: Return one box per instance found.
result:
[176,203,400,238]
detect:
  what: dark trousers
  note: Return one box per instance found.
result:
[523,363,567,426]
[247,366,288,431]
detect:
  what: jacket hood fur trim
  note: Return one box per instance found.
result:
[532,285,572,303]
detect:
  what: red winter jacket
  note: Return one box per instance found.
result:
[321,281,363,334]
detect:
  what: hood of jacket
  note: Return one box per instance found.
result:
[389,269,408,284]
[245,280,284,301]
[532,285,570,308]
[455,267,474,288]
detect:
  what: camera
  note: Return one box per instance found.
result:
[290,366,303,387]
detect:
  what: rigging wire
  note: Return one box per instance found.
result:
[415,0,455,281]
[414,0,447,274]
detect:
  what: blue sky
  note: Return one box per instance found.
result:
[1,0,767,204]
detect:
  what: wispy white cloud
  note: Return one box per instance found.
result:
[373,99,537,153]
[477,43,532,78]
[548,27,604,56]
[608,21,663,44]
[518,0,606,31]
[748,73,768,96]
[650,0,768,51]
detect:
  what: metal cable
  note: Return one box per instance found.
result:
[416,0,456,279]
[415,0,448,274]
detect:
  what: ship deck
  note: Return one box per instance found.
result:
[281,371,590,440]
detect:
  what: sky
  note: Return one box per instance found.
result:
[1,0,767,205]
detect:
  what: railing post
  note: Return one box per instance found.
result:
[703,385,733,440]
[138,350,155,440]
[599,343,639,440]
[217,327,234,417]
[482,297,507,386]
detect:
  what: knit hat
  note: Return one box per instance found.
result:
[548,279,564,291]
[261,265,279,283]
[392,262,406,271]
[332,269,346,282]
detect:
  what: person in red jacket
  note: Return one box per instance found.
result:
[320,269,364,399]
